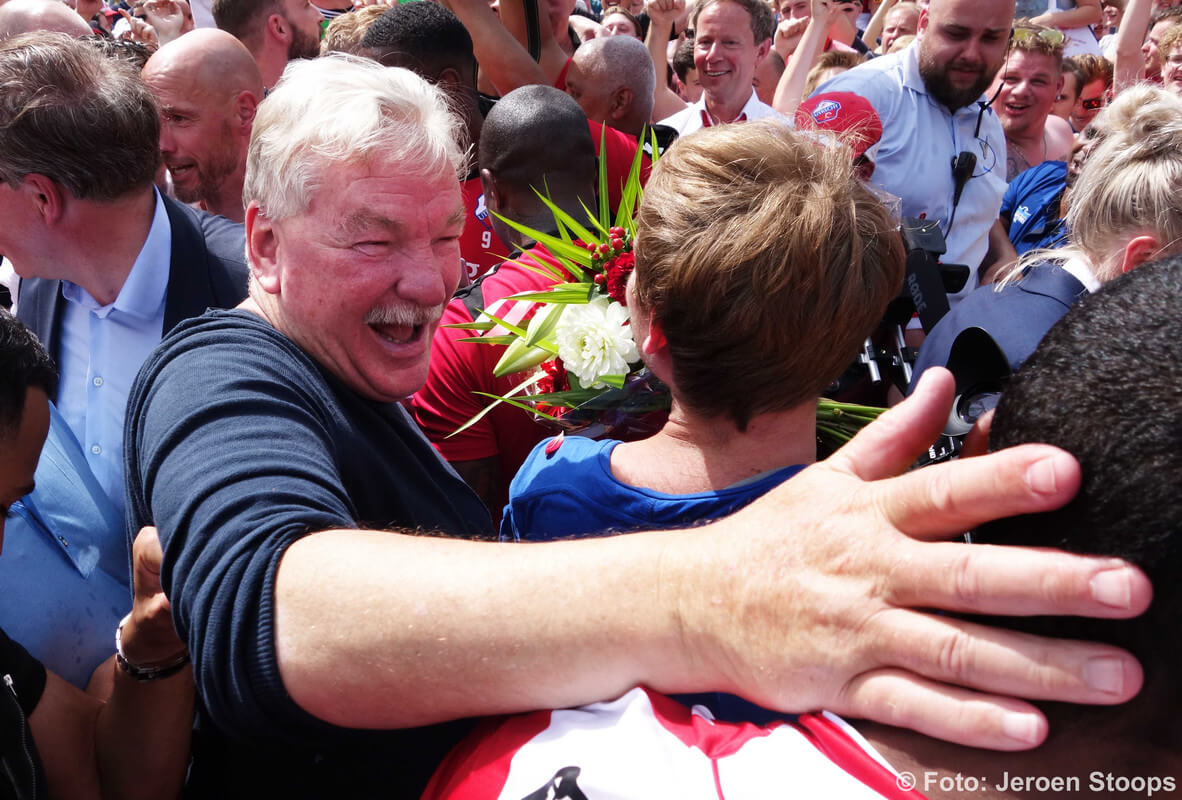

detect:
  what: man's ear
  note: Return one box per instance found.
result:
[917,7,929,36]
[1119,234,1159,275]
[267,12,291,45]
[245,203,282,294]
[480,167,502,214]
[235,90,260,132]
[609,86,634,121]
[755,37,772,62]
[22,174,64,225]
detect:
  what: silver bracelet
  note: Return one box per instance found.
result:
[114,613,190,682]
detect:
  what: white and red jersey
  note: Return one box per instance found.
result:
[424,688,928,800]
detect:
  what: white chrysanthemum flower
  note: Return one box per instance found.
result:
[553,297,639,389]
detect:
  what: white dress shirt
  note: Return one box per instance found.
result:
[658,88,790,138]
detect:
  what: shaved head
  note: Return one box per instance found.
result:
[142,28,262,220]
[567,34,655,136]
[0,0,92,40]
[144,28,264,100]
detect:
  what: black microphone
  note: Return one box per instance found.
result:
[950,150,977,210]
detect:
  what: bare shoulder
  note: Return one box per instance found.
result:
[1044,114,1076,162]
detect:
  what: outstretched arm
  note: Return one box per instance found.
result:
[497,0,571,85]
[773,0,837,113]
[646,0,690,121]
[275,368,1149,751]
[1030,0,1102,31]
[1113,0,1153,93]
[862,0,899,53]
[441,0,548,95]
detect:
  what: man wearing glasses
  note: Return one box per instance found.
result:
[814,0,1015,299]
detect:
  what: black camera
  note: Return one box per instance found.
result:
[827,218,969,405]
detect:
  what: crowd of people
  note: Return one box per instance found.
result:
[0,0,1177,797]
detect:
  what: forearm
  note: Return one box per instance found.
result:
[443,0,547,101]
[862,0,897,51]
[1038,2,1101,28]
[774,16,828,112]
[828,12,857,46]
[1113,0,1152,90]
[274,528,700,729]
[95,666,194,800]
[499,0,570,85]
[645,15,687,119]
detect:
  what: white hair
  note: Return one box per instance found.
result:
[243,54,467,221]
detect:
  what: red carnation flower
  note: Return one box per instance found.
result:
[605,252,635,306]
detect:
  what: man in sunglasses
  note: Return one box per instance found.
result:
[992,22,1074,180]
[813,0,1015,300]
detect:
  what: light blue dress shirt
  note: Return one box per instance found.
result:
[818,46,1009,299]
[56,189,171,521]
[0,403,129,687]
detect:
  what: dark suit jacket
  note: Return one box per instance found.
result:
[909,263,1089,393]
[16,193,248,360]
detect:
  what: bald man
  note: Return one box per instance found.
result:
[565,34,656,137]
[142,28,263,222]
[0,0,92,39]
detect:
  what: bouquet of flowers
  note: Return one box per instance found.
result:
[449,132,883,451]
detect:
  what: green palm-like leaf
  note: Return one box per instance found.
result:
[447,371,545,437]
[535,189,600,247]
[506,284,596,304]
[493,336,556,377]
[491,211,590,279]
[523,301,565,347]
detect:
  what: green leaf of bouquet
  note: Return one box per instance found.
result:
[524,302,565,347]
[598,124,610,230]
[580,199,611,239]
[526,387,604,405]
[506,285,596,304]
[491,211,592,276]
[442,321,495,331]
[597,373,627,389]
[535,190,599,248]
[493,337,556,376]
[478,309,529,339]
[448,371,545,437]
[472,391,563,422]
[613,134,648,231]
[455,335,517,346]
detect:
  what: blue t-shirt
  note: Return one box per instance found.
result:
[501,436,805,541]
[502,434,804,723]
[1001,160,1068,256]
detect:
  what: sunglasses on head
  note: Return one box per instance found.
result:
[1010,26,1066,47]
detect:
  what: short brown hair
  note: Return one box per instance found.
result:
[633,121,904,429]
[804,50,864,96]
[212,0,283,46]
[0,33,160,200]
[321,5,388,55]
[692,0,775,45]
[1070,52,1113,86]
